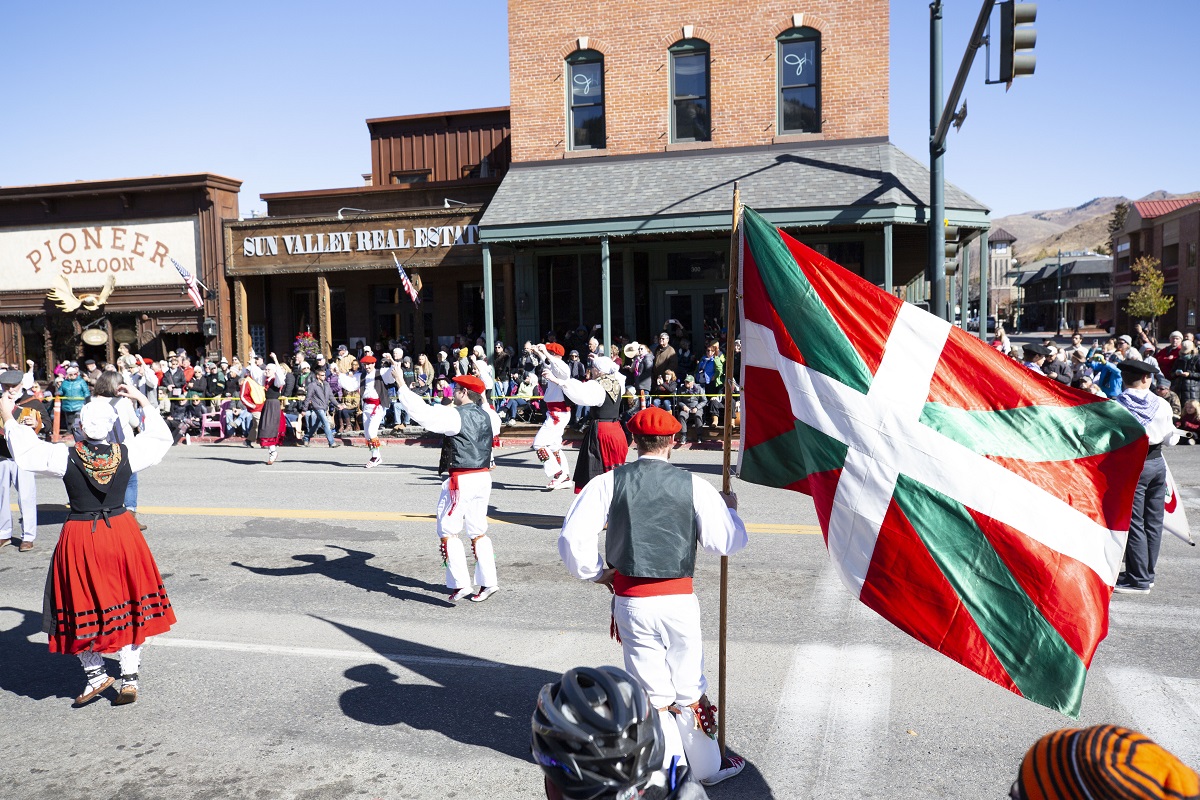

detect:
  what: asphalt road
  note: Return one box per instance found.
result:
[2,440,1198,799]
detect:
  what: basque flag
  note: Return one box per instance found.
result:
[735,206,1148,717]
[392,253,420,305]
[171,258,204,309]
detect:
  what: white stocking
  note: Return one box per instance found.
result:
[672,706,722,781]
[554,449,571,480]
[77,650,104,671]
[659,708,686,769]
[117,644,142,675]
[443,535,471,590]
[471,535,497,588]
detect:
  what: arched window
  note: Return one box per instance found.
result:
[670,39,710,143]
[567,49,605,150]
[778,27,821,134]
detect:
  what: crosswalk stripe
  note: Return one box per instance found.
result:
[1106,667,1200,766]
[764,643,892,796]
[1109,602,1200,631]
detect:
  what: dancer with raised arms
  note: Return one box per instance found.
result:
[395,374,503,603]
[1,382,174,706]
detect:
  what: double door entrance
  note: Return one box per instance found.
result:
[662,287,728,350]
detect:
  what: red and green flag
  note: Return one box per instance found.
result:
[735,206,1147,717]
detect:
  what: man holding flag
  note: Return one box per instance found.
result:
[1114,359,1181,594]
[558,406,747,786]
[733,204,1148,718]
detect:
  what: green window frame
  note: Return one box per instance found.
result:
[670,39,711,143]
[567,49,606,150]
[777,27,821,134]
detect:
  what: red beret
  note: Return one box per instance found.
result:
[453,375,486,394]
[360,355,376,365]
[545,343,565,357]
[627,407,681,436]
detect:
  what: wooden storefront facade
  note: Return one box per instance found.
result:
[0,174,241,368]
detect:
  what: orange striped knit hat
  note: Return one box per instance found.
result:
[1015,725,1199,800]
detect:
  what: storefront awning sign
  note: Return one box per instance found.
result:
[2,217,200,292]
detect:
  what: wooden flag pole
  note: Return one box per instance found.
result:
[718,181,741,756]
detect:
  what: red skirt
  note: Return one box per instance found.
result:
[43,511,176,655]
[259,399,288,447]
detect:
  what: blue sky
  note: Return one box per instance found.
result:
[1,1,1195,218]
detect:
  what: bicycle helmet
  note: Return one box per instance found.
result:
[532,666,665,800]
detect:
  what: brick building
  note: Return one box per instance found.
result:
[224,108,512,358]
[480,0,988,351]
[1016,255,1112,332]
[1112,198,1200,336]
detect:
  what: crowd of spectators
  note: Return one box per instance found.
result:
[4,318,743,447]
[11,316,1200,447]
[995,323,1199,441]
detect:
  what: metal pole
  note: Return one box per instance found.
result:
[482,244,495,367]
[929,0,947,320]
[961,239,971,330]
[883,223,894,294]
[601,237,612,357]
[1055,249,1062,336]
[978,229,990,341]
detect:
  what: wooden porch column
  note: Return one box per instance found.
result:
[503,262,516,347]
[233,278,251,360]
[317,274,332,357]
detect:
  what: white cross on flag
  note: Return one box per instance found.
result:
[735,206,1148,717]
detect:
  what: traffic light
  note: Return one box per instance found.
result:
[944,226,960,276]
[999,2,1037,84]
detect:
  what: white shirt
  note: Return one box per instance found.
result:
[558,455,748,581]
[532,352,570,403]
[394,382,500,437]
[5,410,172,477]
[1125,388,1181,447]
[561,373,626,407]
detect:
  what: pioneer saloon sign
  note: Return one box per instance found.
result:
[225,212,482,276]
[1,218,200,292]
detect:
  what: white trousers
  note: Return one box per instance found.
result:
[365,406,386,448]
[0,459,37,540]
[614,593,721,780]
[533,406,571,480]
[436,471,495,589]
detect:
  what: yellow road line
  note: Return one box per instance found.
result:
[12,503,822,535]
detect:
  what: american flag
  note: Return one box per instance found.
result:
[392,252,420,305]
[171,258,204,309]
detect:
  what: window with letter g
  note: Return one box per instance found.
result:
[778,28,821,134]
[567,50,605,150]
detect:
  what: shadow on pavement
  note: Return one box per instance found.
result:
[231,545,453,608]
[487,507,564,530]
[0,606,76,701]
[319,617,557,761]
[707,754,776,799]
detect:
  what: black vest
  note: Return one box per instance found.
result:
[440,403,493,472]
[0,436,11,461]
[606,458,698,578]
[265,383,281,401]
[593,376,623,421]
[64,443,132,517]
